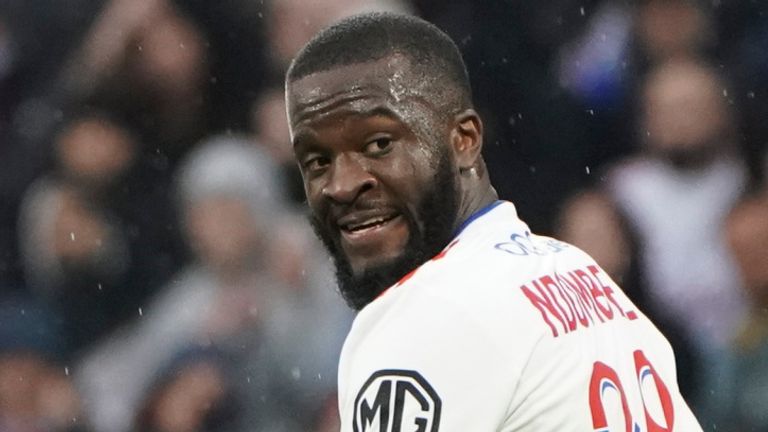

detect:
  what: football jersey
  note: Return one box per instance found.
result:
[338,200,702,431]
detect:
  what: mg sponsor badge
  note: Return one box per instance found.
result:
[353,369,441,432]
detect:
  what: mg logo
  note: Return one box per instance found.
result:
[353,369,441,432]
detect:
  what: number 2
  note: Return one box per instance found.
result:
[589,350,674,432]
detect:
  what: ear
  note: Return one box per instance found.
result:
[450,109,484,171]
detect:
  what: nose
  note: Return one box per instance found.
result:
[321,154,377,204]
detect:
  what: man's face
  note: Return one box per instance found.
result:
[287,55,460,309]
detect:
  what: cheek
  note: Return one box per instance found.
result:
[304,179,327,215]
[384,148,442,210]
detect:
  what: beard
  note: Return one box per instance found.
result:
[310,149,460,310]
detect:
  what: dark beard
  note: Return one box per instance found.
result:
[310,151,459,310]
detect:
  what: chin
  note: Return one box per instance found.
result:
[349,250,406,277]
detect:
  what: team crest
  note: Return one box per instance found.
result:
[353,369,441,432]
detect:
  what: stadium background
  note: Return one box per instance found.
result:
[0,0,767,430]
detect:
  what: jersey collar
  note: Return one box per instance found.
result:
[453,200,505,237]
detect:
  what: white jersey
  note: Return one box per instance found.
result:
[338,201,702,431]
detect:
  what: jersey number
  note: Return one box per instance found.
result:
[589,350,674,432]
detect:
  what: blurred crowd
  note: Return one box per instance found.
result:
[0,0,766,431]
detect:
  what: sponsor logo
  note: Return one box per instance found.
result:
[353,369,441,432]
[495,231,569,256]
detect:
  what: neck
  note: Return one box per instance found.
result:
[454,170,498,232]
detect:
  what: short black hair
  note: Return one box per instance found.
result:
[286,12,472,112]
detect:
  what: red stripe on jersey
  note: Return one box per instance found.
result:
[375,239,462,301]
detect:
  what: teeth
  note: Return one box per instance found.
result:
[345,216,391,231]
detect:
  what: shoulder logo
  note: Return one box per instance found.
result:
[495,231,569,256]
[353,369,441,432]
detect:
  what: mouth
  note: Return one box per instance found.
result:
[339,213,400,235]
[333,210,409,267]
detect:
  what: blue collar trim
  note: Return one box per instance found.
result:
[454,200,505,236]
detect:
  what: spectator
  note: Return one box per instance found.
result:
[133,348,238,432]
[0,295,89,432]
[706,187,768,431]
[60,0,210,162]
[18,110,183,358]
[556,58,749,412]
[17,113,137,356]
[0,0,105,289]
[609,59,748,353]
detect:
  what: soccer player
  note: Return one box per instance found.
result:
[285,12,703,431]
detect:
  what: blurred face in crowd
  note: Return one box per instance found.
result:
[727,199,768,308]
[131,11,205,101]
[642,60,732,168]
[557,191,631,283]
[0,353,81,429]
[144,360,227,432]
[185,196,262,274]
[55,116,136,190]
[287,55,462,309]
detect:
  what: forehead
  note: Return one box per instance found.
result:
[287,55,430,124]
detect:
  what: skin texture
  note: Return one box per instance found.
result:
[287,54,497,309]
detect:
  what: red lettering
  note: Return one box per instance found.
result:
[520,282,564,337]
[539,276,577,332]
[588,265,638,321]
[520,266,641,338]
[576,269,613,320]
[556,274,591,327]
[566,271,605,323]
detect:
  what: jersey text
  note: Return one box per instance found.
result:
[520,265,638,337]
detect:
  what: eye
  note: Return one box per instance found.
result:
[363,137,393,155]
[303,155,330,173]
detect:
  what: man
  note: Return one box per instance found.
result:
[285,12,702,431]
